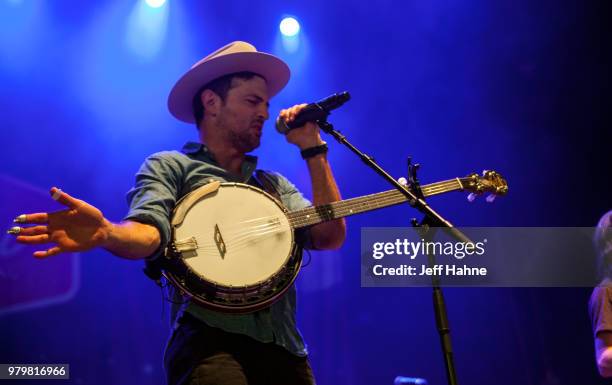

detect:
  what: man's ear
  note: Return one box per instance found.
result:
[202,89,221,117]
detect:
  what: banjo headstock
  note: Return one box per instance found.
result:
[461,170,508,202]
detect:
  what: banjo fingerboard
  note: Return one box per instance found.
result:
[287,178,464,229]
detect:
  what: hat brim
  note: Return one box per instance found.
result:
[168,51,290,123]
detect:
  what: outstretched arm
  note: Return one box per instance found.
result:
[11,187,160,259]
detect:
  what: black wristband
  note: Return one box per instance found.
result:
[300,142,328,159]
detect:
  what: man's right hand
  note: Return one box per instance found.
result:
[10,187,112,258]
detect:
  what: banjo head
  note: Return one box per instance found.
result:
[165,182,300,313]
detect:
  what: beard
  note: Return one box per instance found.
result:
[227,129,260,153]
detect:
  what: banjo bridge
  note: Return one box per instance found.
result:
[214,224,227,259]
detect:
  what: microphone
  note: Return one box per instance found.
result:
[275,91,351,134]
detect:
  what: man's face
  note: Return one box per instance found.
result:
[217,76,270,153]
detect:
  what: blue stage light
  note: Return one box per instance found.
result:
[279,17,300,37]
[145,0,166,8]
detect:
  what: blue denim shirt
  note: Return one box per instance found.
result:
[123,141,312,356]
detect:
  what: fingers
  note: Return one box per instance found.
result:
[280,103,308,123]
[8,226,64,258]
[15,234,50,245]
[9,225,48,236]
[10,188,79,224]
[49,187,81,209]
[8,188,73,259]
[12,212,49,224]
[34,246,62,259]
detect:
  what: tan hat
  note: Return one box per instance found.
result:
[167,41,290,123]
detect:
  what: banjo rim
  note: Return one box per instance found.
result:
[162,181,302,313]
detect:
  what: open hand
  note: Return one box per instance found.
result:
[9,187,111,258]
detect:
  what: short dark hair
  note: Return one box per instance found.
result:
[192,71,261,128]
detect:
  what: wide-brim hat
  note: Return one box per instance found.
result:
[168,41,290,123]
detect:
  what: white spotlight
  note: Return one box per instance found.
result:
[280,17,300,37]
[145,0,166,8]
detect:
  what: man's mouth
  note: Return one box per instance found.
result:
[251,122,263,135]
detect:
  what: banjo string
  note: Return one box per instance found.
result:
[200,185,433,235]
[190,226,286,256]
[181,223,284,250]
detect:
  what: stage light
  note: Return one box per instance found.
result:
[125,0,169,59]
[145,0,166,8]
[279,17,300,37]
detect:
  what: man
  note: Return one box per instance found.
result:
[9,41,346,385]
[589,210,612,378]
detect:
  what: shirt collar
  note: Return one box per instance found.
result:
[181,141,211,157]
[181,141,258,182]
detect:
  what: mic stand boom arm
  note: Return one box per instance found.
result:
[317,120,471,244]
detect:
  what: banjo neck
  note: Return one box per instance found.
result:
[287,178,463,229]
[286,171,508,229]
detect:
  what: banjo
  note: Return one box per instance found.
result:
[160,170,507,313]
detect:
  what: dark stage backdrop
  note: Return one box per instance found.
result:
[1,1,610,384]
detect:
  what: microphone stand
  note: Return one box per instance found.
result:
[318,120,465,385]
[407,159,458,385]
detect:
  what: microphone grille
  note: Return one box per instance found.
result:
[275,116,290,134]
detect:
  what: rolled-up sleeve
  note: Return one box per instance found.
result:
[123,152,182,259]
[266,172,312,211]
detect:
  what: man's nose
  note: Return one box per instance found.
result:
[259,107,270,120]
[259,106,269,121]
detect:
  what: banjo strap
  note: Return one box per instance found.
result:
[251,169,281,202]
[253,170,309,248]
